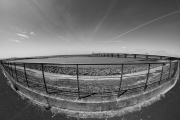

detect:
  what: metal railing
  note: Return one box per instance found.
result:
[0,55,178,100]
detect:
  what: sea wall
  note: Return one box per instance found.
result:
[1,62,179,118]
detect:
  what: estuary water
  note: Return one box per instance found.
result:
[10,57,143,64]
[0,65,180,120]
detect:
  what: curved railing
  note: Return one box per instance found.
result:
[0,54,179,99]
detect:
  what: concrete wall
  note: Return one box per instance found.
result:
[1,62,179,118]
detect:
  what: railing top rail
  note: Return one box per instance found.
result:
[1,60,177,66]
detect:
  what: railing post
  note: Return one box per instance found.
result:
[3,62,6,70]
[23,63,29,87]
[8,62,11,74]
[76,64,80,99]
[144,63,151,91]
[174,62,177,75]
[8,62,11,76]
[5,62,8,72]
[7,62,9,72]
[1,61,4,69]
[118,64,124,97]
[172,62,176,77]
[41,64,48,94]
[5,62,8,71]
[14,63,19,82]
[6,62,8,72]
[168,60,172,80]
[10,62,14,78]
[159,63,164,85]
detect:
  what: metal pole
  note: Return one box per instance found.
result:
[174,62,177,75]
[118,64,124,97]
[144,63,151,91]
[1,61,3,68]
[168,60,172,80]
[23,63,29,87]
[14,63,19,82]
[159,63,164,85]
[10,62,14,78]
[1,61,5,70]
[41,64,48,94]
[8,62,10,74]
[3,62,5,69]
[6,62,10,71]
[8,62,11,76]
[5,62,8,71]
[172,62,176,75]
[76,64,80,99]
[7,62,8,72]
[5,62,8,72]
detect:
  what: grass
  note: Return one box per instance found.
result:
[14,69,172,94]
[8,62,176,98]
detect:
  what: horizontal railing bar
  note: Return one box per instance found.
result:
[1,61,176,66]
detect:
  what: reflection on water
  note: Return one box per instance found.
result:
[0,67,180,120]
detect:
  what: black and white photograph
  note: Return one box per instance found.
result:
[0,0,180,120]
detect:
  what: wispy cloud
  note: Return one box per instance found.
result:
[121,46,127,49]
[56,35,71,42]
[9,39,20,43]
[97,10,180,47]
[175,0,180,10]
[30,32,35,35]
[95,40,123,43]
[16,33,29,38]
[91,0,118,38]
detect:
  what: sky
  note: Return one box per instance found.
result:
[0,0,180,59]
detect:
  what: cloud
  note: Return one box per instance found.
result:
[16,33,29,38]
[121,46,127,49]
[175,0,180,10]
[30,32,35,35]
[95,40,123,43]
[91,0,118,37]
[9,39,20,42]
[56,35,70,42]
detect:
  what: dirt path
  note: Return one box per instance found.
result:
[11,63,171,81]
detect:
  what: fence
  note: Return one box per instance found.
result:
[0,56,178,99]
